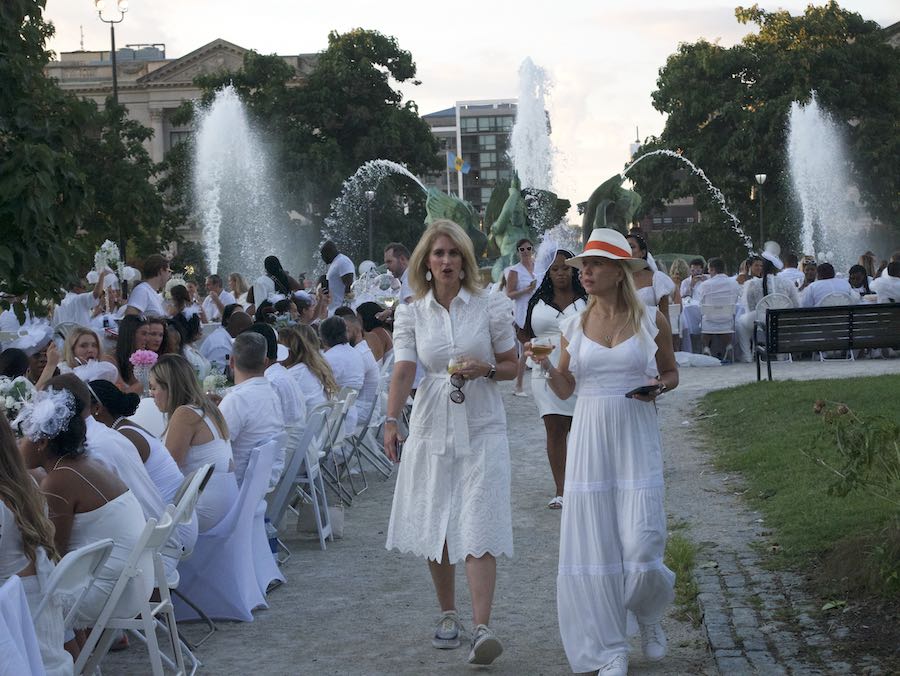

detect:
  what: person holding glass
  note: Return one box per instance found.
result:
[531,228,678,676]
[506,237,537,396]
[383,219,517,667]
[521,249,587,509]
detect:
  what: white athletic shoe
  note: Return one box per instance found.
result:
[639,621,667,661]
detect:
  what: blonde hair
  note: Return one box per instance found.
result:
[63,327,103,368]
[581,260,646,338]
[668,258,690,281]
[278,325,338,398]
[229,273,249,296]
[0,417,58,563]
[150,354,229,439]
[407,219,481,299]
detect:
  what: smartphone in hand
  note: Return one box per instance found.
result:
[625,384,660,399]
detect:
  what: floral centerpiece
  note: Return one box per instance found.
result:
[129,350,158,396]
[93,239,125,281]
[202,369,228,395]
[0,376,36,422]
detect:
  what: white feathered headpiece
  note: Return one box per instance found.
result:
[13,387,77,442]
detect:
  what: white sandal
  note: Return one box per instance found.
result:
[547,496,563,509]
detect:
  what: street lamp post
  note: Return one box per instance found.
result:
[96,0,129,287]
[754,173,767,248]
[365,190,376,261]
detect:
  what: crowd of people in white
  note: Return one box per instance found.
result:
[0,225,897,675]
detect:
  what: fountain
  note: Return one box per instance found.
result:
[509,58,554,192]
[193,85,307,281]
[322,159,427,262]
[622,150,754,252]
[787,92,867,269]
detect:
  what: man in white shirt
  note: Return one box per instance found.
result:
[218,333,284,486]
[125,254,170,317]
[245,323,306,424]
[695,258,741,359]
[321,241,355,313]
[779,253,805,289]
[201,274,236,323]
[679,258,709,301]
[384,242,413,303]
[52,269,109,327]
[800,263,856,307]
[199,306,252,371]
[871,262,900,302]
[320,316,365,434]
[335,309,379,433]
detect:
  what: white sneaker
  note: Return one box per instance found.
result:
[639,621,667,661]
[598,653,628,675]
[432,610,462,649]
[467,624,503,665]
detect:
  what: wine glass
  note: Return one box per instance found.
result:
[530,337,554,378]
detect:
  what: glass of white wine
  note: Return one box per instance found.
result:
[531,337,554,379]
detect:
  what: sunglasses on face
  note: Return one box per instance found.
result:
[518,246,533,252]
[450,373,465,404]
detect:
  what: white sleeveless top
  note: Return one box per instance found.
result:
[0,501,29,580]
[118,423,185,504]
[181,406,233,474]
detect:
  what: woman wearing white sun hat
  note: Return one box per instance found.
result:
[529,228,679,676]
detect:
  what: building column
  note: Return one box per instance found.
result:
[148,107,165,164]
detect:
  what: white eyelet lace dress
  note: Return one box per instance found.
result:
[556,309,675,673]
[386,289,516,563]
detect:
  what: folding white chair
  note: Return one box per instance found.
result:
[267,408,333,553]
[318,390,358,504]
[32,539,114,626]
[752,293,794,368]
[700,292,738,361]
[173,440,277,623]
[251,432,289,597]
[75,508,183,676]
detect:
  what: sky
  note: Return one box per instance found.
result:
[44,1,895,212]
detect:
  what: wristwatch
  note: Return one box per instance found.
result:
[485,364,497,380]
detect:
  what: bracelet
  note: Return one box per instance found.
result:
[385,417,399,425]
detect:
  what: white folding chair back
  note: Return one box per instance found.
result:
[75,509,183,676]
[754,293,793,323]
[700,298,737,335]
[252,435,288,596]
[667,303,682,334]
[173,439,277,623]
[33,539,114,624]
[817,292,854,307]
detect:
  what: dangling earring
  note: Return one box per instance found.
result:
[425,270,433,282]
[459,270,465,280]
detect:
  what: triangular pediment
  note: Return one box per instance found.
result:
[137,38,249,85]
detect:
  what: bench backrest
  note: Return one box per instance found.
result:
[766,303,900,353]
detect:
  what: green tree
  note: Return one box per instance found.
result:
[186,29,441,262]
[628,2,899,261]
[0,0,93,318]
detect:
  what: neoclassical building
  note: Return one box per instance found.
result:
[46,38,317,164]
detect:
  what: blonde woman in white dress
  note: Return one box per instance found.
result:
[521,249,587,509]
[532,229,679,676]
[384,219,518,667]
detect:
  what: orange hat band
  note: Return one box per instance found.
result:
[583,240,631,258]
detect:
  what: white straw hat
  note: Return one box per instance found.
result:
[567,228,649,271]
[761,250,784,270]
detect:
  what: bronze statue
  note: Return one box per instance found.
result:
[424,188,488,259]
[488,175,533,281]
[580,173,642,243]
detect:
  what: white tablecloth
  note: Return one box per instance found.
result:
[0,576,45,676]
[130,397,167,438]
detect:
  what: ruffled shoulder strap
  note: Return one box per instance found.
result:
[638,307,661,375]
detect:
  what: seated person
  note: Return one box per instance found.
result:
[103,314,149,395]
[355,301,393,363]
[679,258,709,300]
[735,252,801,362]
[150,354,236,532]
[278,324,337,410]
[218,333,285,486]
[199,305,252,372]
[798,257,817,293]
[320,316,365,434]
[0,416,73,674]
[847,264,873,298]
[779,253,805,289]
[16,386,153,629]
[59,327,120,383]
[871,261,900,303]
[201,274,236,323]
[800,263,855,307]
[334,309,379,433]
[695,258,741,359]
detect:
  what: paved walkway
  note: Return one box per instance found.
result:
[105,357,899,674]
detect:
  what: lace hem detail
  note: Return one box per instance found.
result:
[386,543,514,565]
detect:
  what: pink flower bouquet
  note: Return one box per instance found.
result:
[129,350,159,368]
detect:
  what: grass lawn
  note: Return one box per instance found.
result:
[698,374,899,594]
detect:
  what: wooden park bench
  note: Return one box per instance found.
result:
[755,303,900,381]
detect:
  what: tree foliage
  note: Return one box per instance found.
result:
[186,28,441,262]
[628,2,899,261]
[1,0,175,318]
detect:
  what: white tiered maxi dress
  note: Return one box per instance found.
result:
[386,289,516,564]
[557,310,675,673]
